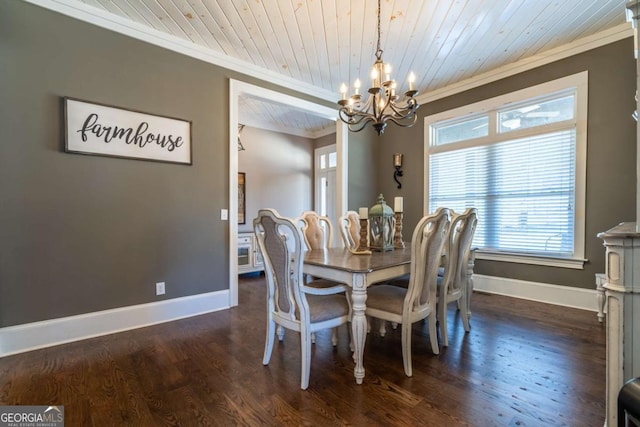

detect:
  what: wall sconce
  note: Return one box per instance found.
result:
[393,153,403,189]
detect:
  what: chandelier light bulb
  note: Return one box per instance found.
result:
[384,63,392,81]
[340,83,348,100]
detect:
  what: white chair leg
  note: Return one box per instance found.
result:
[263,319,276,365]
[331,328,338,346]
[438,300,449,347]
[428,315,440,355]
[379,320,387,337]
[401,322,412,377]
[311,332,316,344]
[300,330,312,390]
[459,296,471,332]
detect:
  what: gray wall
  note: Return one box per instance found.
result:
[238,126,314,231]
[376,38,637,289]
[0,1,334,327]
[0,1,228,326]
[346,128,380,210]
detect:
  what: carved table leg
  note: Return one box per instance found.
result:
[350,273,368,384]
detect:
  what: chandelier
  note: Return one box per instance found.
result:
[337,0,419,135]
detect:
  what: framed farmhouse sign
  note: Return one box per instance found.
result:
[64,97,192,165]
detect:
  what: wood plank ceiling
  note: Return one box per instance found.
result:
[74,0,629,137]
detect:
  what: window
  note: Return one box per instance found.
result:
[424,72,588,269]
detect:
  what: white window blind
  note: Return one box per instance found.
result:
[424,72,587,268]
[429,129,576,256]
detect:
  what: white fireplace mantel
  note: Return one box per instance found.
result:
[598,222,640,426]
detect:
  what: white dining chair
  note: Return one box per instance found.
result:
[437,208,478,346]
[254,208,350,390]
[338,210,360,249]
[298,210,350,345]
[364,207,450,377]
[338,210,372,255]
[299,210,334,251]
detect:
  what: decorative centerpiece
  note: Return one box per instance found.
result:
[369,194,395,251]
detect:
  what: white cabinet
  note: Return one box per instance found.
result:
[238,232,264,274]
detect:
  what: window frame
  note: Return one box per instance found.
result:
[423,71,588,269]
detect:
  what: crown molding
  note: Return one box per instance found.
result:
[25,0,633,117]
[417,23,633,105]
[24,0,337,102]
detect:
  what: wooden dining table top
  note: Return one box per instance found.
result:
[304,246,412,273]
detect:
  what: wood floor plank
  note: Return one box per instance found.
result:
[0,276,605,426]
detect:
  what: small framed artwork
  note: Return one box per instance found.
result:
[238,172,246,224]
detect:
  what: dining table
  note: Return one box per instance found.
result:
[303,246,412,385]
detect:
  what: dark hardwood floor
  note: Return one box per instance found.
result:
[0,275,605,426]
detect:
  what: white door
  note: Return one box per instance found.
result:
[315,145,337,246]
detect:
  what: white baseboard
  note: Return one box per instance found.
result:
[473,274,599,312]
[0,290,230,357]
[0,277,598,357]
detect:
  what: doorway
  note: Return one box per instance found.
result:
[228,80,348,306]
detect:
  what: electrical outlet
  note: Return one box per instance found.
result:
[221,209,228,220]
[156,282,166,295]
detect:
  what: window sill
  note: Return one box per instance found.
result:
[475,250,586,269]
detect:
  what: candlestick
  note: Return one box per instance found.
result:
[394,212,405,249]
[357,218,370,252]
[394,196,403,213]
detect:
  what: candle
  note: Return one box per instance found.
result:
[408,72,416,91]
[394,197,403,213]
[384,63,392,81]
[354,78,361,95]
[340,83,347,100]
[359,207,368,219]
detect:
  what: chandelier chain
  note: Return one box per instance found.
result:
[376,0,382,59]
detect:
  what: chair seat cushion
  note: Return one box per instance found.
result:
[366,285,407,315]
[308,294,349,323]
